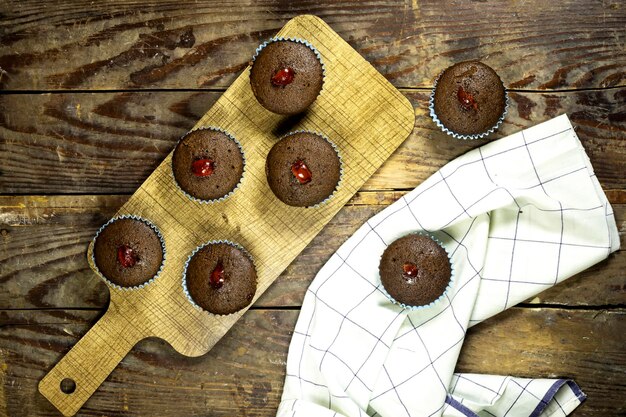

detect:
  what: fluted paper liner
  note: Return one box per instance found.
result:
[181,240,257,316]
[378,232,455,311]
[429,68,509,140]
[171,126,246,204]
[91,215,166,291]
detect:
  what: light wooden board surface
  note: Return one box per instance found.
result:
[1,2,624,416]
[36,14,414,416]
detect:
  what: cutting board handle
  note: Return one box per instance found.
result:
[39,307,143,416]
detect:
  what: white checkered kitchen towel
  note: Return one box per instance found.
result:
[276,114,620,417]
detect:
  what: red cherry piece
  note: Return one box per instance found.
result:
[457,86,478,111]
[291,160,312,184]
[271,67,295,86]
[402,262,418,278]
[209,261,225,289]
[117,245,138,268]
[192,158,215,177]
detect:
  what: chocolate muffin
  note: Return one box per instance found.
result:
[172,128,244,202]
[431,61,507,138]
[379,234,452,308]
[250,38,324,115]
[184,242,257,315]
[93,217,165,288]
[266,131,341,207]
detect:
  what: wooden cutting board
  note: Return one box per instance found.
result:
[39,14,415,416]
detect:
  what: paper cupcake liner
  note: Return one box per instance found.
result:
[429,69,509,140]
[181,239,258,316]
[273,129,344,209]
[379,232,456,311]
[170,126,246,204]
[251,36,326,81]
[90,214,166,291]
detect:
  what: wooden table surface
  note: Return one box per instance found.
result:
[0,1,624,416]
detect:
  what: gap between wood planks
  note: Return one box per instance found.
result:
[1,189,625,204]
[1,305,625,313]
[0,85,624,95]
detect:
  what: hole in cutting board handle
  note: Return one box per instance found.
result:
[60,378,76,394]
[39,307,144,416]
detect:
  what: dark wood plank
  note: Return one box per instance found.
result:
[0,309,293,417]
[1,195,623,310]
[1,88,625,194]
[0,1,625,91]
[0,91,207,194]
[0,307,624,416]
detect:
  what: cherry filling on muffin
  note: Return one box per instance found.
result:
[209,261,225,289]
[117,244,138,268]
[402,262,418,283]
[457,86,478,111]
[291,159,312,184]
[191,157,216,177]
[271,67,295,87]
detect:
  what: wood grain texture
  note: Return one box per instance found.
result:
[2,88,625,194]
[1,195,624,311]
[1,3,625,416]
[0,1,625,91]
[36,15,415,416]
[1,308,625,416]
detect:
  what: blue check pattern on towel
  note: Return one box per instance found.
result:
[276,115,620,417]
